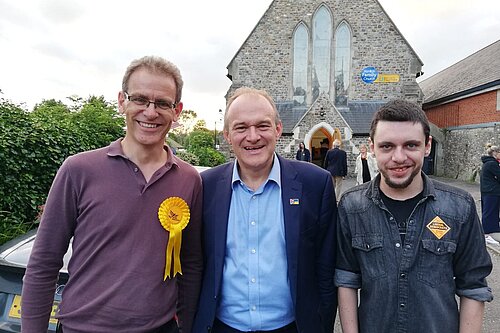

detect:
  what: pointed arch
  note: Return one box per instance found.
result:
[334,21,352,106]
[312,5,332,101]
[305,121,335,167]
[292,22,309,106]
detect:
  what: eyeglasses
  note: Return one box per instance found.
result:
[124,92,177,110]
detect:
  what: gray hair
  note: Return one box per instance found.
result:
[224,87,281,132]
[122,56,183,103]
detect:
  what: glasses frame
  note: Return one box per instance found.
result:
[123,92,177,111]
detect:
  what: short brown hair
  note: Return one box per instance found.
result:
[370,99,430,144]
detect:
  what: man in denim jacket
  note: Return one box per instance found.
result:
[335,99,493,333]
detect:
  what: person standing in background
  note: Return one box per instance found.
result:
[295,141,311,162]
[22,56,203,333]
[480,143,500,245]
[354,143,378,185]
[324,139,347,200]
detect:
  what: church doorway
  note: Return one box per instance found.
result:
[310,128,332,167]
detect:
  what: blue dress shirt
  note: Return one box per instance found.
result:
[216,155,294,331]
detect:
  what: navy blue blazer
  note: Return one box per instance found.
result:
[324,148,347,177]
[192,156,337,333]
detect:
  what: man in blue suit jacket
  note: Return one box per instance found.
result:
[324,140,348,200]
[193,87,337,333]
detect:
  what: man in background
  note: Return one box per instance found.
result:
[324,139,347,200]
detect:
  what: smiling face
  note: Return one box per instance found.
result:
[118,68,182,150]
[370,120,431,198]
[224,93,282,178]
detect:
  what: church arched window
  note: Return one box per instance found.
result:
[293,23,309,106]
[312,6,332,102]
[334,22,351,105]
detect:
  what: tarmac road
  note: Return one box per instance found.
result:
[332,175,499,332]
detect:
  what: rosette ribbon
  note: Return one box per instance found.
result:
[158,197,190,280]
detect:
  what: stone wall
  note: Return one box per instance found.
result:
[443,124,500,182]
[226,0,423,105]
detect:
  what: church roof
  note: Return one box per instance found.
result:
[276,102,307,133]
[419,39,500,105]
[276,100,385,135]
[339,101,386,135]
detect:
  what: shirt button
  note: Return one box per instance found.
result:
[251,221,256,226]
[400,273,406,279]
[365,244,370,249]
[251,305,256,311]
[252,196,256,200]
[251,277,256,283]
[395,243,401,248]
[405,244,411,249]
[134,167,138,172]
[251,249,256,254]
[400,303,406,308]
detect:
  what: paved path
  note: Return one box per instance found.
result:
[334,175,499,332]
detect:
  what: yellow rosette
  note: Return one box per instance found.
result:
[158,197,190,280]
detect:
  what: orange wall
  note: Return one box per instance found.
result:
[424,90,500,127]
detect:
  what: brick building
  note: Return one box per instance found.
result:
[420,40,500,181]
[220,0,424,173]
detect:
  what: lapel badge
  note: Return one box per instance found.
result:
[426,216,450,240]
[290,198,300,205]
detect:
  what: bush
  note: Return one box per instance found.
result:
[0,97,124,245]
[176,150,200,166]
[190,147,226,167]
[185,129,226,167]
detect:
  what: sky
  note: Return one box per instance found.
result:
[0,0,499,129]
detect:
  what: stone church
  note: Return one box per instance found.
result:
[222,0,425,172]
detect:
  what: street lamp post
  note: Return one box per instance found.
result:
[214,109,222,149]
[214,120,217,149]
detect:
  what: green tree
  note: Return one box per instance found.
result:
[186,129,225,167]
[171,109,198,146]
[176,150,199,166]
[0,96,125,244]
[72,96,124,150]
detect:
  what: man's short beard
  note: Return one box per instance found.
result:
[381,168,421,189]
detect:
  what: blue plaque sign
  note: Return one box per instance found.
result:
[361,67,378,84]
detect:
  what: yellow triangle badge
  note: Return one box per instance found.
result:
[426,216,450,240]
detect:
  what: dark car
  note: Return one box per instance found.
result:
[0,229,71,332]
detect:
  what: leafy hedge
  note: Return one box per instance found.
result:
[185,130,226,167]
[0,96,125,245]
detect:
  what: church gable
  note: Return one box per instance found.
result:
[224,0,424,169]
[226,0,423,119]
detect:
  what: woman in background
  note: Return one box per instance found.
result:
[295,141,311,162]
[354,143,378,185]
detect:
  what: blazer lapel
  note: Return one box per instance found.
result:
[213,163,233,294]
[279,157,302,305]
